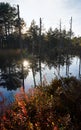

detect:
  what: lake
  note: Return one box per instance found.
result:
[24,56,81,90]
[0,55,81,108]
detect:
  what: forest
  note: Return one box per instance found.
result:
[0,2,81,56]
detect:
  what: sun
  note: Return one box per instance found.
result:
[23,60,29,67]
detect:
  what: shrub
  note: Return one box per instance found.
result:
[0,77,81,130]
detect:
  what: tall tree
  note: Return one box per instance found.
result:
[0,2,17,37]
[0,2,18,48]
[0,2,26,49]
[28,20,39,54]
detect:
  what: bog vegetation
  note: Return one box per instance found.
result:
[0,77,81,130]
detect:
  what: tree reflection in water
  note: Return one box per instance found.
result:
[0,57,29,91]
[0,54,81,92]
[0,53,81,114]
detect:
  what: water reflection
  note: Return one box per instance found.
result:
[23,60,29,68]
[23,55,81,91]
[0,58,29,91]
[0,55,81,92]
[0,53,81,108]
[79,57,81,78]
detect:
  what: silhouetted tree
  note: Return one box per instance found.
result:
[0,2,26,49]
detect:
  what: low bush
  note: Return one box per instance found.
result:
[0,77,81,130]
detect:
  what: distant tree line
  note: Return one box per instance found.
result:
[0,2,81,56]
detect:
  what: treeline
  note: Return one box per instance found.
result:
[0,2,81,56]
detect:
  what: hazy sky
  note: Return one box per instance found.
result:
[1,0,81,36]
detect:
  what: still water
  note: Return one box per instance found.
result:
[0,56,81,106]
[24,56,80,91]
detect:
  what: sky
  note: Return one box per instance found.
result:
[1,0,81,36]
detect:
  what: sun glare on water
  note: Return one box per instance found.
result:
[23,60,29,68]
